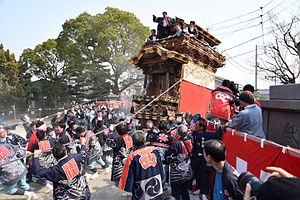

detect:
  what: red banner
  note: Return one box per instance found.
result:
[179,80,212,117]
[222,130,300,179]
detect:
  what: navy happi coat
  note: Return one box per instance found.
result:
[118,145,164,200]
[32,146,91,200]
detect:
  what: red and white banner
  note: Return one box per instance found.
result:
[222,130,300,179]
[206,123,300,179]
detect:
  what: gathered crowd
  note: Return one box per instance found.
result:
[0,80,299,200]
[148,12,200,42]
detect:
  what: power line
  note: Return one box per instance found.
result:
[223,35,263,52]
[219,0,297,41]
[227,53,279,81]
[210,0,282,32]
[211,16,261,32]
[220,23,261,39]
[206,0,291,38]
[216,23,260,36]
[263,0,277,8]
[265,0,289,15]
[206,9,260,28]
[206,0,276,28]
[265,0,299,20]
[226,53,255,73]
[217,14,269,39]
[227,59,254,75]
[227,47,264,59]
[223,18,300,52]
[226,54,271,82]
[206,0,292,43]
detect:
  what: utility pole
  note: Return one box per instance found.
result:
[260,7,265,53]
[255,45,258,90]
[274,69,277,85]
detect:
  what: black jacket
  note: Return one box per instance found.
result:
[188,27,198,36]
[91,117,109,130]
[148,35,158,41]
[191,129,221,171]
[210,161,244,200]
[152,15,173,27]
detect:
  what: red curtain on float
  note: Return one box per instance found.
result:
[178,80,212,117]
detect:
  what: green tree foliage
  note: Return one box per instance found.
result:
[20,39,67,109]
[18,7,149,111]
[58,7,149,96]
[0,44,22,111]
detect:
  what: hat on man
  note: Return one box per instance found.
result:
[239,91,254,104]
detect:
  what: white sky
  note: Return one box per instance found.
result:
[0,0,299,89]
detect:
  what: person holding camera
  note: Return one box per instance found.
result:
[207,80,236,125]
[231,91,265,139]
[242,167,300,200]
[203,139,244,200]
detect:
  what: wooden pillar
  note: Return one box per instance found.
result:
[166,71,169,95]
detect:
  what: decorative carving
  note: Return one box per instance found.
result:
[130,26,224,126]
[281,122,299,148]
[141,35,225,68]
[182,63,215,90]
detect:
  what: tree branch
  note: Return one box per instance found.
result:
[119,77,144,93]
[273,39,294,77]
[282,18,299,56]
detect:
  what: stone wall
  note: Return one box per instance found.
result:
[260,84,300,149]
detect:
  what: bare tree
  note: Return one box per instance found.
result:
[259,17,300,84]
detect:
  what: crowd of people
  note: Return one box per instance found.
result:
[207,80,265,139]
[148,11,199,42]
[0,81,299,200]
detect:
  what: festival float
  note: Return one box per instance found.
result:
[130,18,226,125]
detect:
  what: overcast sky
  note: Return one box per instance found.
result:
[0,0,299,89]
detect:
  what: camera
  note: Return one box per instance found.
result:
[238,171,263,196]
